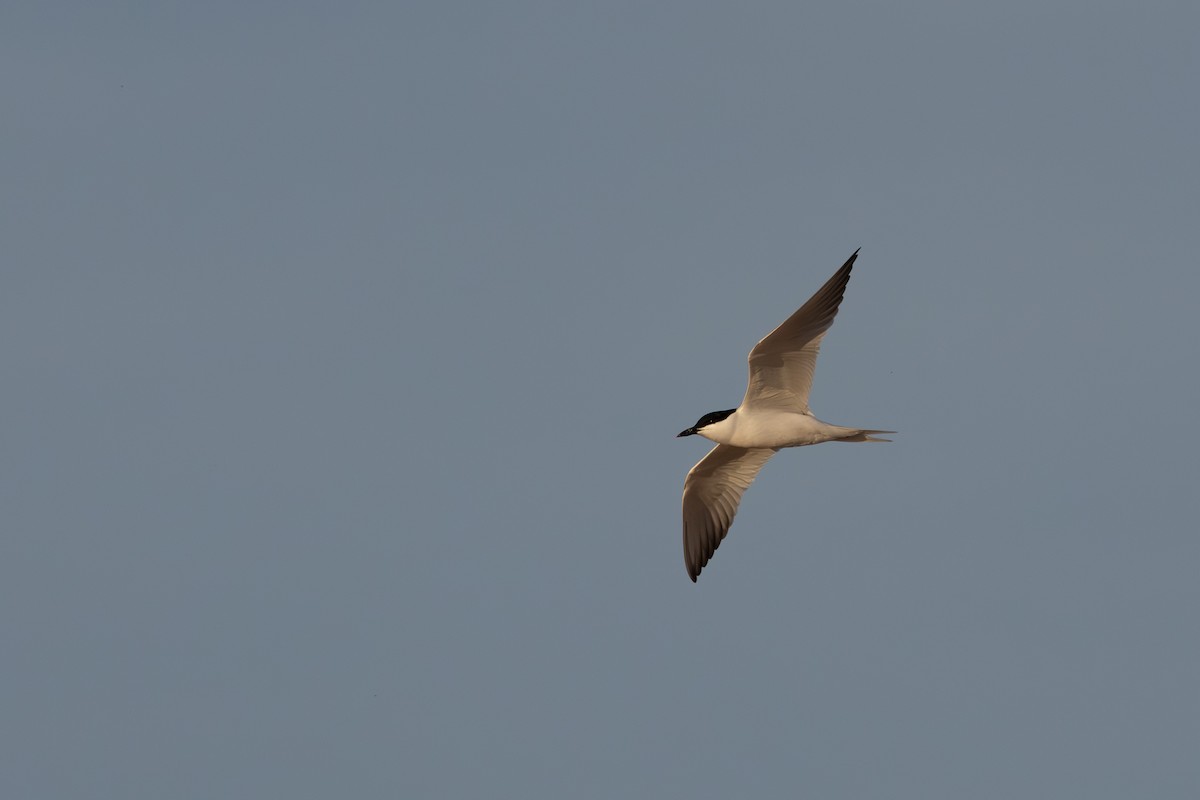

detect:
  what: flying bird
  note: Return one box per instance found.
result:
[677,249,892,582]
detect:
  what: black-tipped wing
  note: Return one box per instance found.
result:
[682,444,779,582]
[742,249,858,412]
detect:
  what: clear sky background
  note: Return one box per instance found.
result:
[4,3,1198,798]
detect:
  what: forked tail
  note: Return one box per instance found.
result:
[835,429,895,443]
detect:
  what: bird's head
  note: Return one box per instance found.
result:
[677,408,736,438]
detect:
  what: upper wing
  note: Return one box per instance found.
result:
[741,249,858,412]
[682,444,779,582]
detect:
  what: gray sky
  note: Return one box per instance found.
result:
[4,2,1198,798]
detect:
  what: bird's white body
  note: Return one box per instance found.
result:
[694,408,866,449]
[677,248,892,582]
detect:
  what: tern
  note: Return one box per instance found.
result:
[677,249,892,582]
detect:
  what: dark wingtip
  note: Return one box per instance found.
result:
[835,248,860,275]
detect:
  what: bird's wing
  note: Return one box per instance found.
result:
[741,249,858,412]
[682,444,779,582]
